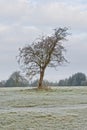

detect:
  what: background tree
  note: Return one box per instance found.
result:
[69,72,86,86]
[58,72,87,86]
[18,27,69,89]
[5,71,29,87]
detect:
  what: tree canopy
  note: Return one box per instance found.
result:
[18,27,69,89]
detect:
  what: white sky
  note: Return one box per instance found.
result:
[0,0,87,82]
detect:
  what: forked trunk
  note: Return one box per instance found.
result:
[38,69,45,89]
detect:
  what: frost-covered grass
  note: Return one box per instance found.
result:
[0,87,87,130]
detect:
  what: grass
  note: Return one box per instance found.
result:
[0,86,87,129]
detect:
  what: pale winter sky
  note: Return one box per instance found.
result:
[0,0,87,82]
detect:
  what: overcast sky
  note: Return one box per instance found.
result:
[0,0,87,82]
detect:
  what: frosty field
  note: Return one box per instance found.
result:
[0,87,87,130]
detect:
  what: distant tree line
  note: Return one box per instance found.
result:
[58,72,87,86]
[30,79,58,87]
[0,72,87,87]
[30,72,87,87]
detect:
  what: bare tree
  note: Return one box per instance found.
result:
[18,27,69,89]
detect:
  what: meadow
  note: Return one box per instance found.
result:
[0,87,87,130]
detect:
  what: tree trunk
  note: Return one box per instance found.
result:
[38,69,45,89]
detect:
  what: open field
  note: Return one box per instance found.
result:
[0,87,87,130]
